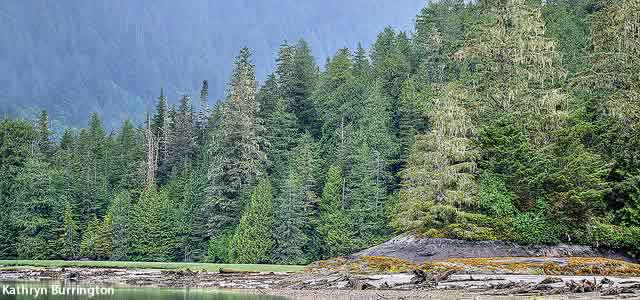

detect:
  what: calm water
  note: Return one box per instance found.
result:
[0,281,285,300]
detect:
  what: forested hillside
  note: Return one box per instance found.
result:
[0,0,424,129]
[0,0,639,264]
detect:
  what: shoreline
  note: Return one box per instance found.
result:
[1,262,639,299]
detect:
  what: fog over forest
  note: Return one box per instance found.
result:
[0,0,424,129]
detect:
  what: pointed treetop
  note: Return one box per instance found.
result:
[202,80,208,92]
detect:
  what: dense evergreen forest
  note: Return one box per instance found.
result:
[1,0,639,264]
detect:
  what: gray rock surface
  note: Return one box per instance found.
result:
[353,234,635,263]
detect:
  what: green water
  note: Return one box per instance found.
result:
[0,281,285,300]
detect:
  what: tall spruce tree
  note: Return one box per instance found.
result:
[347,82,397,247]
[206,48,266,238]
[229,178,275,264]
[291,39,319,135]
[397,84,479,232]
[167,95,197,176]
[58,201,79,260]
[573,0,640,227]
[0,119,36,258]
[129,187,177,261]
[14,157,63,259]
[111,120,144,196]
[318,164,353,258]
[73,114,110,224]
[462,0,569,146]
[36,110,54,157]
[271,166,309,264]
[79,215,99,259]
[197,80,210,144]
[219,47,266,197]
[271,134,321,264]
[257,73,279,122]
[109,191,133,261]
[95,213,113,260]
[266,97,299,192]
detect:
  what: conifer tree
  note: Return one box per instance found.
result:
[151,89,174,184]
[109,191,132,261]
[397,77,429,167]
[352,43,371,79]
[346,82,397,246]
[318,164,353,258]
[414,0,467,81]
[129,187,177,261]
[36,110,54,157]
[371,27,411,135]
[112,120,144,195]
[257,73,279,122]
[73,114,110,223]
[229,178,274,264]
[577,0,640,124]
[314,48,362,168]
[152,88,168,137]
[219,47,266,196]
[80,215,99,259]
[266,97,299,192]
[271,133,321,263]
[95,213,113,260]
[14,157,63,259]
[397,84,479,232]
[347,144,389,247]
[59,201,79,259]
[276,41,296,102]
[0,119,36,259]
[169,163,209,262]
[271,167,308,265]
[203,129,230,238]
[291,39,319,134]
[462,0,569,145]
[206,48,266,238]
[167,95,197,175]
[197,80,210,136]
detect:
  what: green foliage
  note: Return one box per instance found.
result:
[169,164,209,262]
[267,97,300,192]
[206,48,267,239]
[618,177,640,227]
[14,158,64,260]
[58,202,79,260]
[207,230,233,263]
[229,179,275,264]
[95,213,113,260]
[0,119,36,258]
[396,84,479,231]
[318,165,354,258]
[129,188,178,262]
[577,220,640,257]
[271,134,321,264]
[2,0,640,264]
[478,174,517,218]
[80,216,99,259]
[108,191,132,261]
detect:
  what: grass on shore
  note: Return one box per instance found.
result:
[0,260,305,273]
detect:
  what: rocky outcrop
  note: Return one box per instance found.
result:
[353,234,636,263]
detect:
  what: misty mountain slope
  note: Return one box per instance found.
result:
[0,0,425,129]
